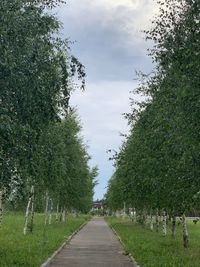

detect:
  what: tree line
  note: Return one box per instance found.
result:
[0,0,97,234]
[106,0,200,248]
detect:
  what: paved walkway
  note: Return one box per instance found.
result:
[48,217,135,267]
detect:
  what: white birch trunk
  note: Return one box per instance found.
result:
[30,185,35,233]
[182,213,189,248]
[44,190,49,226]
[24,185,34,235]
[133,209,136,223]
[142,210,147,226]
[156,209,159,232]
[123,202,126,219]
[171,215,176,239]
[0,190,3,225]
[150,214,154,231]
[62,207,66,223]
[162,211,167,236]
[48,199,53,225]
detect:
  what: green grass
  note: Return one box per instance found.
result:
[0,212,90,267]
[106,217,200,267]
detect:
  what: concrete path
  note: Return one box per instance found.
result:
[48,217,135,267]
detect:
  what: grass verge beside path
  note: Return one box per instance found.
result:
[0,213,90,267]
[106,217,200,267]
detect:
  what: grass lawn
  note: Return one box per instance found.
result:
[106,217,200,267]
[0,212,90,267]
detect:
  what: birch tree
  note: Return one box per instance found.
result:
[106,0,200,249]
[1,0,86,230]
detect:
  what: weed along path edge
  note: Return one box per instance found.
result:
[46,217,136,267]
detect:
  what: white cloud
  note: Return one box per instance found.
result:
[103,0,139,8]
[71,81,133,142]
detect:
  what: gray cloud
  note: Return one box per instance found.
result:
[57,0,157,82]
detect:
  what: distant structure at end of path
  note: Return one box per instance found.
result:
[92,200,104,211]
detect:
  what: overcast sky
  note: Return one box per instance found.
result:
[57,0,158,199]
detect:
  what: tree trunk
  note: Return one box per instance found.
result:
[133,209,136,223]
[171,215,176,239]
[142,210,147,226]
[48,199,53,225]
[0,190,3,226]
[162,211,167,236]
[123,202,126,219]
[150,214,154,231]
[156,209,159,232]
[29,185,35,233]
[62,207,66,223]
[182,213,189,248]
[24,185,34,235]
[44,189,49,226]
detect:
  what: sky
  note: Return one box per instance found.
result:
[57,0,159,200]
